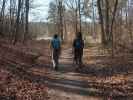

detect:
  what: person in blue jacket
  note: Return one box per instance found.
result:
[51,34,61,70]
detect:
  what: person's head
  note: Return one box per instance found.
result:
[54,34,58,39]
[76,32,82,39]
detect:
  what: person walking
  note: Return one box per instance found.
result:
[73,32,84,69]
[51,34,61,70]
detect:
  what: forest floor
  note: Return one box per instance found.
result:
[0,39,133,100]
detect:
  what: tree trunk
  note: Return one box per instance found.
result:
[78,0,81,32]
[110,0,118,57]
[13,0,22,45]
[23,0,29,43]
[97,0,106,45]
[0,0,6,35]
[58,1,64,41]
[105,0,110,43]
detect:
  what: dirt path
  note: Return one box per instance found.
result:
[31,48,133,100]
[47,89,102,100]
[0,42,133,100]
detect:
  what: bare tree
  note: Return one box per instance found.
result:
[0,0,7,35]
[97,0,106,44]
[23,0,30,43]
[13,0,22,44]
[65,0,79,33]
[97,0,120,46]
[58,0,64,40]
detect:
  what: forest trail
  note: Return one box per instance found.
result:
[0,41,133,100]
[30,45,133,100]
[31,47,104,100]
[0,42,105,100]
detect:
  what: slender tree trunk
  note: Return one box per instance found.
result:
[0,0,6,35]
[105,0,109,43]
[110,0,118,57]
[64,14,67,41]
[58,1,64,41]
[13,0,22,45]
[92,0,95,33]
[75,9,78,34]
[97,0,106,45]
[10,0,16,41]
[23,0,29,43]
[78,0,81,32]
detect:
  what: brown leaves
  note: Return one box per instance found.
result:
[0,69,48,100]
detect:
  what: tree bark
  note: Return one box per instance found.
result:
[78,0,81,32]
[105,0,109,43]
[13,0,22,45]
[0,0,7,35]
[23,0,30,43]
[97,0,106,45]
[110,0,118,57]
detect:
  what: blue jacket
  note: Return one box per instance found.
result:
[51,37,61,49]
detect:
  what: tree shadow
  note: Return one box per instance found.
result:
[33,62,133,78]
[1,58,133,99]
[78,64,133,77]
[1,62,104,97]
[0,95,16,100]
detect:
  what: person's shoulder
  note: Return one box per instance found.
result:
[73,38,76,43]
[74,38,78,41]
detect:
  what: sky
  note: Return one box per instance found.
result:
[29,0,93,22]
[29,0,53,22]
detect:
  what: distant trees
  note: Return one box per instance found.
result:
[0,0,133,54]
[48,0,85,41]
[47,0,133,53]
[48,0,65,41]
[48,1,58,30]
[0,0,31,44]
[64,0,80,34]
[14,0,30,44]
[97,0,119,46]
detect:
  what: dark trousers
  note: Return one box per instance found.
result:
[52,49,60,69]
[74,48,83,67]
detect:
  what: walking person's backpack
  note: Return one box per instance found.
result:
[75,39,82,49]
[51,38,60,49]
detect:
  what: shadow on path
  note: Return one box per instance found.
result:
[0,60,105,97]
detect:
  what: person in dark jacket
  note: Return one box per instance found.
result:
[73,32,84,69]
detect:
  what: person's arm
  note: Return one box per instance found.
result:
[50,40,53,50]
[72,39,75,54]
[59,40,61,55]
[50,40,53,58]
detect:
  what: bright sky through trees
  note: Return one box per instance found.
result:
[29,0,53,22]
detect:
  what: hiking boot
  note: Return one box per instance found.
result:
[75,67,80,72]
[55,66,58,71]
